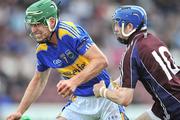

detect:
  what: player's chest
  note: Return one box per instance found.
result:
[43,45,78,68]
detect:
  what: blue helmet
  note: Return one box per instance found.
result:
[113,5,147,31]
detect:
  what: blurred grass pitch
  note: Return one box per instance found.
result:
[20,115,31,120]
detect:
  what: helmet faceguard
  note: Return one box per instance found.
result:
[112,5,147,44]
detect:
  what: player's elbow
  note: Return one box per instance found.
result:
[101,56,109,68]
[92,55,108,70]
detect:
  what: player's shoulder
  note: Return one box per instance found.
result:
[59,21,77,28]
[36,43,48,54]
[57,21,81,39]
[135,32,166,57]
[136,33,162,50]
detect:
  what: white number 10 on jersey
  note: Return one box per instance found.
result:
[152,46,179,80]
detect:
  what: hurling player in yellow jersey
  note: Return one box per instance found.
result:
[6,0,126,120]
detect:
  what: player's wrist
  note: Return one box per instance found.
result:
[99,86,108,98]
[16,108,24,116]
[70,77,81,87]
[16,111,23,115]
[14,111,22,118]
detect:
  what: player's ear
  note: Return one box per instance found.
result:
[126,23,134,33]
[49,17,56,29]
[127,23,134,30]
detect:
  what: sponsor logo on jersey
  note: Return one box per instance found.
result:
[53,59,62,66]
[57,55,89,78]
[62,62,86,77]
[65,49,75,60]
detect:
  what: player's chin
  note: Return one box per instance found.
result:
[36,37,46,43]
[35,35,43,40]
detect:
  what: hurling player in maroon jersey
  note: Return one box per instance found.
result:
[93,5,180,120]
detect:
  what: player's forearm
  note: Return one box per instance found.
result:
[17,78,45,114]
[16,70,50,114]
[106,88,133,106]
[72,58,108,86]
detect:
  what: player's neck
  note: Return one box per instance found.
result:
[49,32,58,45]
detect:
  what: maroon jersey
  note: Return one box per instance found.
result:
[119,31,180,120]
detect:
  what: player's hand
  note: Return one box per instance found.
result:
[93,80,106,97]
[111,80,121,89]
[6,112,22,120]
[56,80,77,98]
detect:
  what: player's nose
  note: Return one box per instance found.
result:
[114,25,119,32]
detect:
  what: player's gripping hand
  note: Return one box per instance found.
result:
[56,79,77,98]
[93,80,106,97]
[6,112,22,120]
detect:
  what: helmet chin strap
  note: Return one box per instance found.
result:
[121,22,136,37]
[118,21,147,44]
[116,22,136,45]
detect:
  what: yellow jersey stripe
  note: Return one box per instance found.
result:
[57,55,89,78]
[36,43,48,53]
[58,21,80,39]
[62,21,80,34]
[58,28,76,40]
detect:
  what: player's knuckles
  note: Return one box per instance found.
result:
[60,89,67,94]
[61,88,70,94]
[58,85,65,91]
[100,81,104,84]
[94,85,99,90]
[96,83,102,87]
[57,87,61,92]
[62,91,71,98]
[59,89,65,93]
[56,83,59,87]
[93,84,98,88]
[56,81,62,87]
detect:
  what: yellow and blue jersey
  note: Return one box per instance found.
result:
[35,20,110,96]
